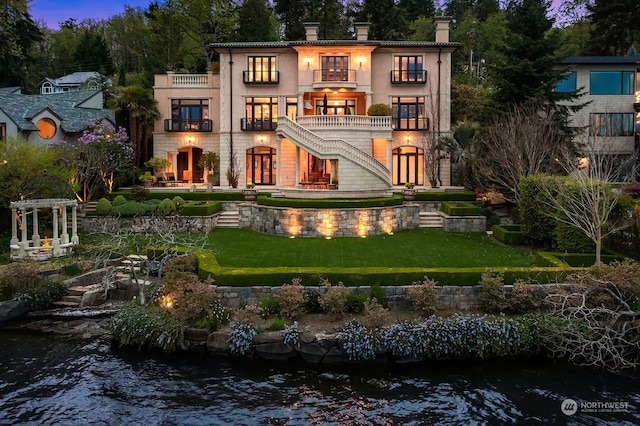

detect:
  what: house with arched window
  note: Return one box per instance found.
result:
[152,18,458,192]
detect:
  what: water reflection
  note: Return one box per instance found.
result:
[0,332,638,425]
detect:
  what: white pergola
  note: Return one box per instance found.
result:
[9,198,79,261]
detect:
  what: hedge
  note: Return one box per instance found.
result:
[492,224,527,245]
[413,191,477,202]
[441,201,481,216]
[257,194,403,208]
[109,191,244,201]
[196,250,576,287]
[181,201,223,216]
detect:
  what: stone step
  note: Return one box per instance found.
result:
[62,295,82,304]
[52,300,82,308]
[419,212,442,228]
[217,211,240,228]
[68,285,91,296]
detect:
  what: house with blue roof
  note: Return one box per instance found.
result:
[0,88,114,144]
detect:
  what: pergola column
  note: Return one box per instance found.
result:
[52,204,60,256]
[61,206,69,244]
[71,205,79,244]
[32,207,40,247]
[10,206,18,247]
[20,207,28,256]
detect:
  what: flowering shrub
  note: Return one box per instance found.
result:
[362,298,391,328]
[53,121,132,201]
[283,321,303,348]
[275,278,307,319]
[233,304,262,324]
[228,321,257,355]
[318,280,350,319]
[161,275,215,322]
[338,320,382,360]
[408,276,439,315]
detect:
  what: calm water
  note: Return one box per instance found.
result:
[0,332,638,425]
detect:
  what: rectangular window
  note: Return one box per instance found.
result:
[392,56,425,83]
[244,97,278,130]
[286,97,297,121]
[590,113,634,136]
[555,72,577,92]
[321,56,349,82]
[392,97,426,130]
[169,99,210,131]
[590,71,635,95]
[0,123,6,142]
[245,56,278,84]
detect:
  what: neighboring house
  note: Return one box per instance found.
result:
[558,56,640,174]
[0,88,114,144]
[152,18,459,191]
[37,71,112,95]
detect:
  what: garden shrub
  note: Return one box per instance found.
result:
[408,277,439,315]
[362,298,391,328]
[303,287,323,313]
[518,175,557,247]
[196,299,231,332]
[130,185,149,202]
[172,196,186,211]
[111,200,157,216]
[270,318,286,331]
[346,292,368,313]
[479,270,507,313]
[165,253,199,275]
[568,259,640,309]
[157,198,177,215]
[554,221,595,253]
[233,304,262,324]
[507,280,540,313]
[318,280,350,319]
[283,321,303,348]
[413,191,477,202]
[275,278,307,319]
[110,301,186,353]
[160,272,215,322]
[95,198,112,215]
[260,295,280,317]
[492,224,526,245]
[440,201,480,216]
[112,195,127,207]
[181,201,222,216]
[227,321,258,355]
[367,103,393,116]
[338,320,381,360]
[258,195,402,209]
[370,282,386,306]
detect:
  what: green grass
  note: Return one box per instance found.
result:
[207,229,536,268]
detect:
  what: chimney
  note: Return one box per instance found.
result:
[433,17,452,43]
[354,22,371,41]
[304,22,320,41]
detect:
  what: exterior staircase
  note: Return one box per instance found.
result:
[52,285,89,308]
[419,211,443,228]
[276,116,390,186]
[217,210,240,228]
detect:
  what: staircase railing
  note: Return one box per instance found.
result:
[276,116,390,184]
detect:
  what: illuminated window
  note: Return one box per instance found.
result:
[244,56,278,84]
[37,118,56,139]
[392,56,425,83]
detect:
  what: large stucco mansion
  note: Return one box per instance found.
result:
[152,18,459,194]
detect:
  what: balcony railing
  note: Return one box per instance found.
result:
[297,115,392,130]
[390,70,427,84]
[241,118,278,131]
[164,119,212,132]
[312,69,356,84]
[243,71,280,84]
[170,74,210,87]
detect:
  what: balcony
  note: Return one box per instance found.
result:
[297,115,392,130]
[170,73,210,87]
[243,71,280,85]
[390,70,427,84]
[164,119,212,132]
[241,118,278,131]
[312,69,357,89]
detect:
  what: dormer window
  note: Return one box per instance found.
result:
[244,56,279,84]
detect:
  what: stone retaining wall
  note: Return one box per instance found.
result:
[442,214,486,232]
[81,215,218,233]
[238,204,420,238]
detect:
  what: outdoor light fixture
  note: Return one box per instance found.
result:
[304,56,312,67]
[357,56,365,67]
[185,135,194,145]
[405,135,412,144]
[257,135,265,144]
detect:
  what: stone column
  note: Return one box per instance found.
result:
[387,138,393,182]
[52,205,60,256]
[10,206,18,247]
[295,146,301,188]
[71,205,79,244]
[20,207,27,256]
[61,205,69,244]
[32,207,40,247]
[276,136,282,188]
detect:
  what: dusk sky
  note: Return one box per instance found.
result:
[30,0,569,31]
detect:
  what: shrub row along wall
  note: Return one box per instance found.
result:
[238,204,421,238]
[212,283,563,311]
[81,215,219,233]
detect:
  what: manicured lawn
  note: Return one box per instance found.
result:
[207,229,536,268]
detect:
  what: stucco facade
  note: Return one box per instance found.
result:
[152,19,459,192]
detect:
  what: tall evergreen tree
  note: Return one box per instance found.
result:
[587,0,640,55]
[0,0,43,87]
[398,0,435,23]
[236,0,279,41]
[274,0,308,40]
[72,30,115,75]
[357,0,408,40]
